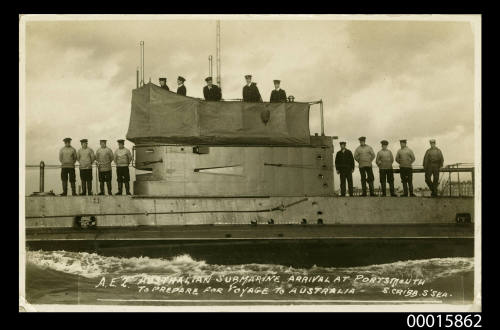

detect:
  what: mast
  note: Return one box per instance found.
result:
[208,55,213,77]
[139,41,145,86]
[216,21,221,89]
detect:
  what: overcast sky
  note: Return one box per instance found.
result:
[21,16,478,191]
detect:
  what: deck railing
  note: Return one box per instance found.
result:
[26,161,475,197]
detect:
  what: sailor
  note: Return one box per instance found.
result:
[270,80,287,103]
[376,140,397,197]
[159,77,169,91]
[354,136,376,196]
[77,139,96,196]
[58,137,77,196]
[395,139,416,197]
[242,75,262,102]
[203,77,222,101]
[114,139,133,195]
[95,139,114,195]
[335,141,355,197]
[176,76,187,96]
[423,139,444,197]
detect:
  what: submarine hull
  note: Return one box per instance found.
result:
[25,195,474,266]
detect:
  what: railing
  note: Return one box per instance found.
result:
[26,160,474,197]
[439,163,475,197]
[334,164,475,197]
[26,162,136,195]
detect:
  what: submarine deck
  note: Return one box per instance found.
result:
[25,195,474,228]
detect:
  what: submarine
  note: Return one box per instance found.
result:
[24,80,475,267]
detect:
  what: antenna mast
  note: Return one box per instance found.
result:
[208,55,213,77]
[140,41,145,86]
[216,21,221,89]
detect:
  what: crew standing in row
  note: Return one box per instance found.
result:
[396,139,416,197]
[203,77,222,101]
[159,77,169,91]
[376,140,396,197]
[423,139,444,197]
[335,141,355,197]
[176,76,186,96]
[59,138,77,196]
[77,139,95,196]
[158,74,288,102]
[114,139,133,195]
[242,75,263,102]
[59,139,136,196]
[96,140,114,195]
[336,138,443,197]
[270,80,287,103]
[354,137,376,197]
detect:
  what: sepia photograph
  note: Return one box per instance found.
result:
[19,14,481,312]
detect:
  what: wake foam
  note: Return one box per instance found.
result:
[26,250,474,283]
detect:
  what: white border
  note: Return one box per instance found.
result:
[19,14,482,313]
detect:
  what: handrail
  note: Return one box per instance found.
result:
[25,161,475,197]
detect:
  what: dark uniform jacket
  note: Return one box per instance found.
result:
[177,85,186,96]
[423,147,444,169]
[203,85,222,101]
[270,89,287,102]
[335,149,355,171]
[160,85,170,91]
[243,83,263,102]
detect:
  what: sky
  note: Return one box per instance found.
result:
[21,16,479,192]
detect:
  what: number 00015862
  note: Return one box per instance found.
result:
[407,314,482,328]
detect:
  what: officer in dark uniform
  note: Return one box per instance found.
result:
[177,76,187,96]
[242,75,262,102]
[335,141,355,196]
[203,77,222,101]
[159,77,169,91]
[270,80,287,103]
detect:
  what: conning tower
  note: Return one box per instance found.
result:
[127,83,333,197]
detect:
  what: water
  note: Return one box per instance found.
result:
[25,250,474,305]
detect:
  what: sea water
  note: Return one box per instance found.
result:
[25,250,474,305]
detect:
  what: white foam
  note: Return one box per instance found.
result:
[26,250,473,283]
